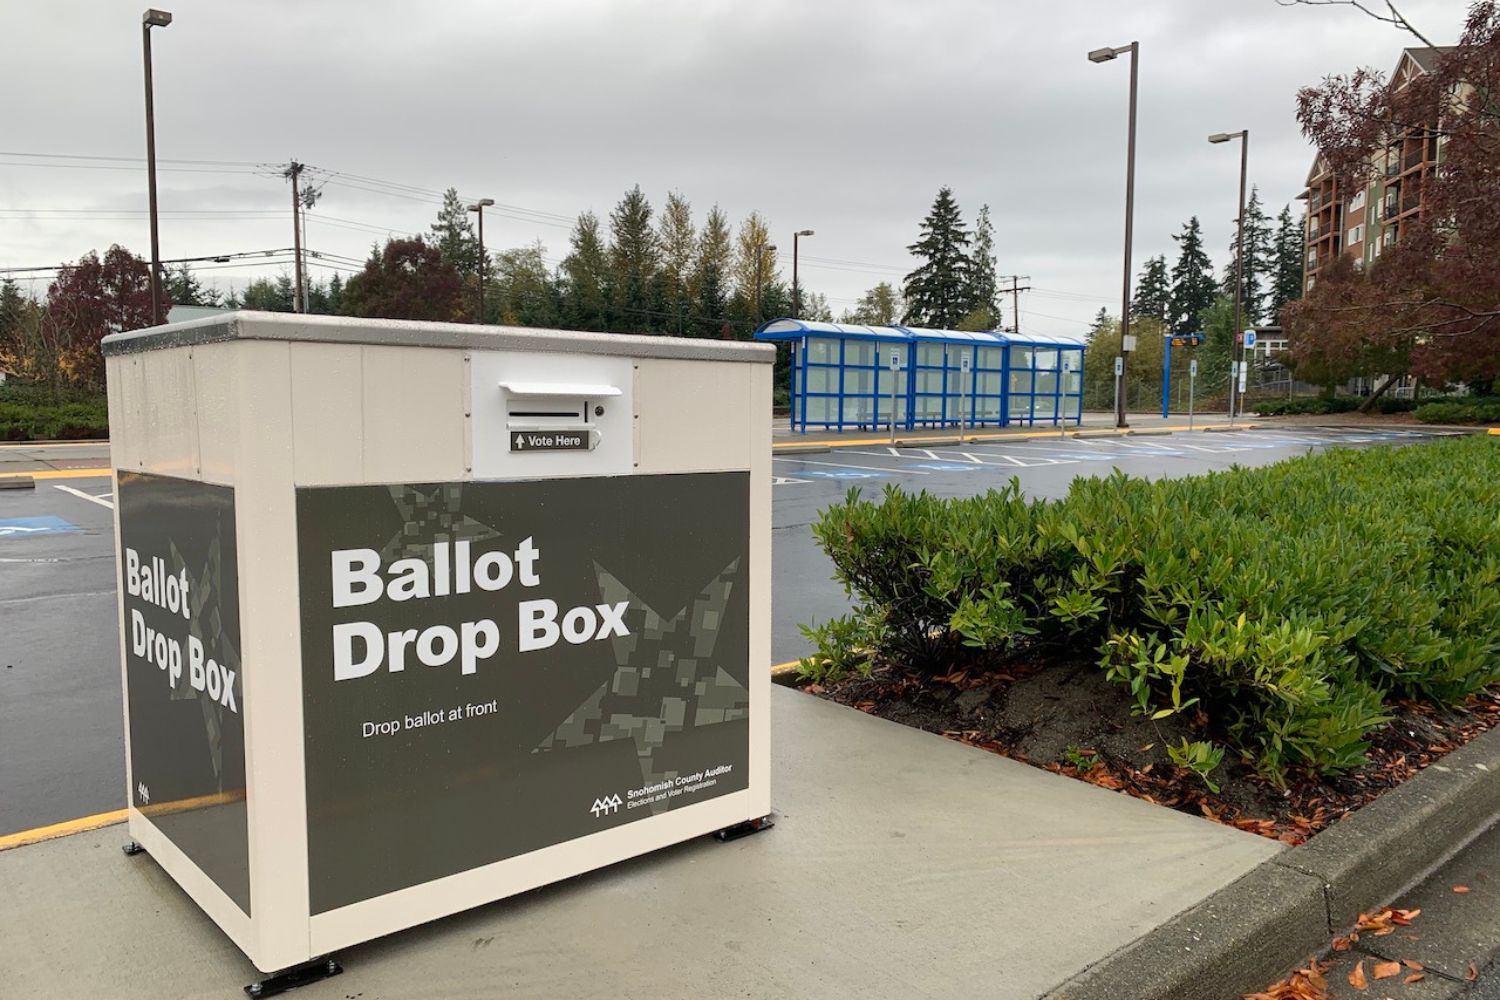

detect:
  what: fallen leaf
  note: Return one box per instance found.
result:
[1469,962,1480,981]
[1404,972,1425,984]
[1403,959,1423,970]
[1454,884,1471,893]
[1348,959,1368,989]
[1373,960,1401,980]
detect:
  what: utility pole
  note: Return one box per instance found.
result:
[1001,275,1031,333]
[284,161,305,313]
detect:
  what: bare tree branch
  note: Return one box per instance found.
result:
[1275,0,1440,49]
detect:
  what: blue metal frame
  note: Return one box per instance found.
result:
[755,320,1086,433]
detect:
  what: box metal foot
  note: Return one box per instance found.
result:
[121,840,145,856]
[244,957,342,998]
[713,815,775,842]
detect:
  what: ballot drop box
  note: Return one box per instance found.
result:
[103,312,773,973]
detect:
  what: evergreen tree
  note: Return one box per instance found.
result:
[1221,186,1273,326]
[1087,307,1111,342]
[1168,216,1216,334]
[692,206,732,338]
[841,282,902,326]
[798,291,833,322]
[233,275,296,311]
[966,204,999,325]
[560,211,610,332]
[731,211,778,328]
[429,187,480,278]
[1267,205,1305,325]
[655,191,696,336]
[608,185,658,334]
[901,186,971,328]
[165,263,221,306]
[1130,255,1170,323]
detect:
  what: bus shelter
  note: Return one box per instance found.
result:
[754,320,1085,432]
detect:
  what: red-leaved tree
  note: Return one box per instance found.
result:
[340,237,470,323]
[1286,1,1500,398]
[44,245,168,389]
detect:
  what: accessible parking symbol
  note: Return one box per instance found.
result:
[0,515,81,538]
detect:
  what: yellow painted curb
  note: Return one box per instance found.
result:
[1488,427,1500,436]
[770,659,802,675]
[0,809,127,851]
[0,467,112,481]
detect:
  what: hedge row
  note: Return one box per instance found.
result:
[0,395,109,441]
[1413,399,1500,425]
[1250,396,1423,416]
[803,436,1500,783]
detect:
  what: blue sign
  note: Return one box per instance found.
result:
[0,515,81,538]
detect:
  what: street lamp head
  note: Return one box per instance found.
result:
[143,8,172,27]
[795,229,814,237]
[467,198,495,212]
[1207,132,1233,143]
[1087,46,1118,63]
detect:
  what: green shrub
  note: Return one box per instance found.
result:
[1414,399,1500,425]
[805,437,1500,782]
[1251,397,1361,417]
[0,389,109,441]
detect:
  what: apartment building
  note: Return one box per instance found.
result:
[1300,46,1455,292]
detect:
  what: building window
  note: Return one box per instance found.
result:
[1349,190,1366,211]
[1346,224,1363,245]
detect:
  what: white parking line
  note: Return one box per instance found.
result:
[772,457,931,475]
[53,484,114,510]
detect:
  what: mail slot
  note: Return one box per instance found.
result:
[102,312,773,976]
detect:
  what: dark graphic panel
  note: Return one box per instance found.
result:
[297,472,750,914]
[118,472,249,915]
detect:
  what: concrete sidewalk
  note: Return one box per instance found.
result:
[1,687,1279,999]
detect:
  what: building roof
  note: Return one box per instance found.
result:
[753,318,1086,349]
[1401,45,1456,75]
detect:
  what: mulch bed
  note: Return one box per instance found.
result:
[805,658,1500,846]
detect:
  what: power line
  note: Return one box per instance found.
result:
[0,150,269,167]
[0,248,298,276]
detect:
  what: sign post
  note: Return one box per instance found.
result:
[1188,358,1198,431]
[958,351,971,444]
[1113,355,1124,427]
[888,348,901,445]
[1240,329,1256,420]
[1060,354,1072,439]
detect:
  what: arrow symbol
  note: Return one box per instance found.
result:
[514,433,525,450]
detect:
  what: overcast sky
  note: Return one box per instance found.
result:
[0,0,1464,336]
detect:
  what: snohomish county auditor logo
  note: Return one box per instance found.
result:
[590,794,623,817]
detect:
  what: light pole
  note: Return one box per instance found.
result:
[1209,130,1249,420]
[1089,41,1138,429]
[755,243,776,326]
[142,8,172,326]
[792,229,813,319]
[467,197,494,323]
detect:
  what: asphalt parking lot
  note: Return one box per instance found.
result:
[0,426,1459,838]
